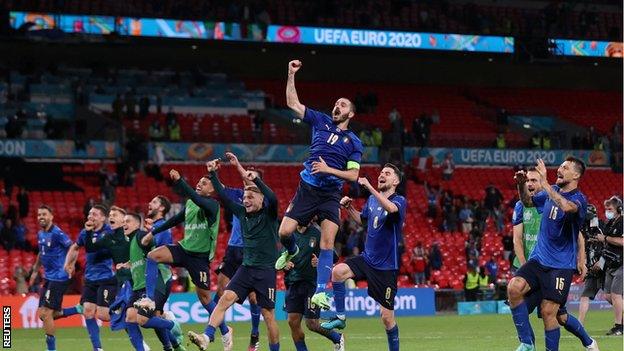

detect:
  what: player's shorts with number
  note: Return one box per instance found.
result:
[345,255,398,310]
[285,180,341,226]
[39,279,71,310]
[215,245,244,279]
[226,265,277,309]
[167,244,211,290]
[515,259,574,305]
[81,278,118,307]
[284,280,320,319]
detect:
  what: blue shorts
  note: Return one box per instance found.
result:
[285,180,341,226]
[216,245,244,279]
[167,244,211,290]
[39,279,71,311]
[227,265,276,309]
[285,280,320,319]
[81,278,118,307]
[346,255,398,310]
[516,259,574,306]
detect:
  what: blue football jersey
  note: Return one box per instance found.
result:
[222,187,244,247]
[77,224,115,281]
[529,186,587,269]
[300,108,363,190]
[360,193,407,270]
[153,218,173,247]
[38,225,73,282]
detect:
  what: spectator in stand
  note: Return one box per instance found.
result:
[168,118,181,141]
[372,128,382,146]
[478,266,491,300]
[464,265,479,301]
[1,218,16,250]
[459,202,474,234]
[584,127,597,149]
[424,182,440,218]
[485,257,498,284]
[473,200,488,233]
[501,231,514,261]
[5,111,25,138]
[530,133,541,149]
[495,133,506,149]
[388,107,403,146]
[17,187,29,218]
[139,95,150,119]
[412,241,427,285]
[542,132,552,150]
[14,266,28,294]
[148,119,165,141]
[166,106,177,126]
[441,191,457,232]
[571,132,582,149]
[125,91,136,119]
[484,183,503,214]
[429,242,443,271]
[358,129,374,146]
[412,117,424,146]
[441,153,455,181]
[496,108,508,126]
[13,218,27,250]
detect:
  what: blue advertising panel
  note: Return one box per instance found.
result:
[404,147,610,167]
[0,139,120,159]
[267,25,514,53]
[550,39,623,58]
[163,288,434,324]
[149,142,380,163]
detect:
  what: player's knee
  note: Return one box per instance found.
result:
[137,314,149,326]
[331,263,349,281]
[196,288,212,305]
[507,278,526,299]
[96,309,109,321]
[147,249,158,261]
[261,308,275,321]
[287,317,299,329]
[605,294,613,304]
[556,313,567,326]
[38,308,51,321]
[125,308,137,323]
[380,310,395,329]
[249,293,258,305]
[304,318,320,332]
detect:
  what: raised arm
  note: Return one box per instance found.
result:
[536,159,578,213]
[252,174,278,217]
[286,60,305,118]
[170,169,219,222]
[224,152,249,181]
[357,177,399,213]
[340,196,363,226]
[209,170,246,217]
[142,210,185,247]
[514,170,533,207]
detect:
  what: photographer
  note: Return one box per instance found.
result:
[595,196,623,336]
[578,204,605,325]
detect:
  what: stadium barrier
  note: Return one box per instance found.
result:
[4,288,434,329]
[0,139,120,159]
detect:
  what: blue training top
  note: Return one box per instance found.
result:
[77,224,114,281]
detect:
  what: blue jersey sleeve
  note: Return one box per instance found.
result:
[303,108,331,129]
[154,231,172,247]
[512,201,524,226]
[389,195,407,222]
[532,190,548,212]
[54,229,73,248]
[347,135,363,169]
[76,229,87,247]
[570,192,587,224]
[222,187,243,202]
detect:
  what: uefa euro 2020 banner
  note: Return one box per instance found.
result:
[0,139,120,159]
[4,288,434,329]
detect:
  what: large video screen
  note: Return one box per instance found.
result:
[550,39,623,58]
[266,25,514,53]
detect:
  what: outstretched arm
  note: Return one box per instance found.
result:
[252,173,278,217]
[536,159,578,213]
[208,170,246,217]
[286,60,305,118]
[311,156,359,182]
[142,211,185,247]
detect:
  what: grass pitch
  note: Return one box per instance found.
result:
[10,310,622,350]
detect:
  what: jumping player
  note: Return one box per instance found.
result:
[64,204,118,351]
[511,167,598,350]
[134,169,233,350]
[281,220,345,351]
[188,161,280,351]
[322,164,406,351]
[213,152,262,351]
[275,59,363,310]
[508,158,598,351]
[29,205,77,351]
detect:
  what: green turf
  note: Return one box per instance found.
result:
[9,311,622,350]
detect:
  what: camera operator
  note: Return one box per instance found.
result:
[578,204,605,325]
[595,196,623,336]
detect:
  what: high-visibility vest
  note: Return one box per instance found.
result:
[479,275,490,288]
[466,272,479,290]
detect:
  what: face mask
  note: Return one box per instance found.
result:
[605,211,615,220]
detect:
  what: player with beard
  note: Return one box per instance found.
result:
[509,157,598,351]
[322,164,406,351]
[135,169,233,351]
[29,205,77,351]
[64,205,117,351]
[275,59,364,311]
